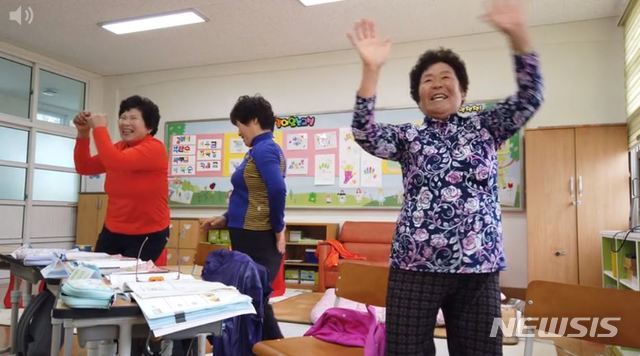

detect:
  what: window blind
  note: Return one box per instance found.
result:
[622,0,640,146]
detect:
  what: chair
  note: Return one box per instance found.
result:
[316,221,395,291]
[523,280,640,355]
[252,262,389,355]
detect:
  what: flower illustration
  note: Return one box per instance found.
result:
[441,186,461,202]
[445,171,463,184]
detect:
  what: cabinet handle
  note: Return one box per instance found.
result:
[576,175,583,205]
[569,177,576,205]
[554,250,567,257]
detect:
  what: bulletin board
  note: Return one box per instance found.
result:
[165,101,523,210]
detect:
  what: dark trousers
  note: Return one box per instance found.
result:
[385,269,502,356]
[95,226,169,262]
[229,228,284,340]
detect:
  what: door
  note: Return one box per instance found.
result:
[526,128,579,284]
[575,125,629,287]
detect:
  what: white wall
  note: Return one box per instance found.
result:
[101,18,626,288]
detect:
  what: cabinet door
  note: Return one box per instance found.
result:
[96,194,107,235]
[75,194,100,246]
[167,220,201,249]
[526,128,579,284]
[575,126,629,287]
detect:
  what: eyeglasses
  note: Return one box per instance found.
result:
[135,227,182,282]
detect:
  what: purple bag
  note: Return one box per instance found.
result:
[304,306,386,356]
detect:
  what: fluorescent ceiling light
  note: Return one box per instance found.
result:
[42,88,57,96]
[299,0,344,6]
[100,9,206,35]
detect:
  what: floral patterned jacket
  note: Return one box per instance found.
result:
[352,52,543,273]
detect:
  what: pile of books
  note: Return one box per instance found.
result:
[125,278,255,336]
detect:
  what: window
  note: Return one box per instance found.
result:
[37,69,86,127]
[33,170,80,202]
[35,132,75,168]
[622,0,640,145]
[0,166,26,201]
[0,57,32,119]
[0,125,28,162]
[0,53,87,249]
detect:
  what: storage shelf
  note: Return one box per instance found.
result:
[619,277,639,290]
[285,282,315,290]
[601,233,639,292]
[284,262,318,267]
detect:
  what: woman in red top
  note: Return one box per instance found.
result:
[74,95,170,261]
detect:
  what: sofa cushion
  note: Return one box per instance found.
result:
[340,221,395,244]
[342,242,390,263]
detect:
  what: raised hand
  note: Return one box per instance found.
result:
[73,111,91,137]
[87,113,108,129]
[346,19,391,70]
[482,0,530,53]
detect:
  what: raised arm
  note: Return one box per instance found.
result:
[348,19,405,161]
[483,0,531,54]
[478,0,544,144]
[347,19,391,98]
[73,111,105,175]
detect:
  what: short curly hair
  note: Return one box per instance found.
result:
[230,95,275,131]
[409,48,469,104]
[118,95,161,136]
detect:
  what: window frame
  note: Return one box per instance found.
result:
[0,50,90,246]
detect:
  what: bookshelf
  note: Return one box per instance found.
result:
[601,231,639,291]
[283,222,338,290]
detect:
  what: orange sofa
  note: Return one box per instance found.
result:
[316,221,396,291]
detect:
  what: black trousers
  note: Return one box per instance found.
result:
[95,225,169,262]
[385,269,502,356]
[229,228,284,340]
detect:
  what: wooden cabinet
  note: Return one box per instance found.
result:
[75,193,108,248]
[283,222,339,290]
[166,219,206,266]
[526,125,629,287]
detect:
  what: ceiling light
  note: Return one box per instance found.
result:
[42,88,57,96]
[298,0,344,6]
[99,9,207,35]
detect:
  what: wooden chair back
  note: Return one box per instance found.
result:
[194,242,229,267]
[334,262,389,307]
[525,280,640,348]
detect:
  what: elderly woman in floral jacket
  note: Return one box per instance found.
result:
[347,1,543,355]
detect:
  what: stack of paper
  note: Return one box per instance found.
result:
[127,279,255,336]
[11,247,66,266]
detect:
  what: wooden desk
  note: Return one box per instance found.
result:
[51,271,222,356]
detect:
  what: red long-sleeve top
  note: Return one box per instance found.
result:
[74,126,169,235]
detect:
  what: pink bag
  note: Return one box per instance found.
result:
[304,306,385,356]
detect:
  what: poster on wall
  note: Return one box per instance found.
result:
[164,100,523,210]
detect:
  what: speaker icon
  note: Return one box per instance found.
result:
[9,5,34,26]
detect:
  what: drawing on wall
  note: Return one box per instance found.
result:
[286,157,309,175]
[286,133,308,151]
[165,100,523,209]
[314,154,335,185]
[314,131,337,150]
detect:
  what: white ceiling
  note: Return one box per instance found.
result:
[0,0,629,76]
